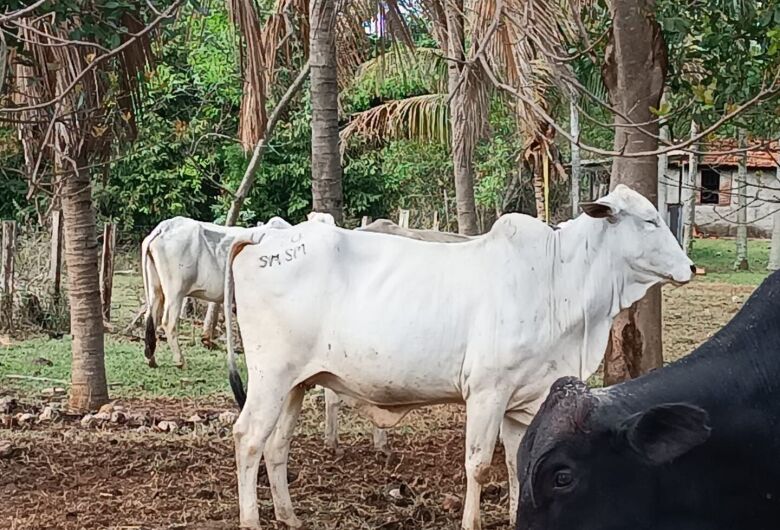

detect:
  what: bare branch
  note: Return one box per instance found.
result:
[225,60,311,226]
[0,0,48,24]
[480,53,780,158]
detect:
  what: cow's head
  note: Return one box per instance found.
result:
[516,377,711,530]
[580,184,694,286]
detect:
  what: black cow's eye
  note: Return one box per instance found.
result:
[553,469,573,489]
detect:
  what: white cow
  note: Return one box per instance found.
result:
[224,185,694,530]
[141,217,261,368]
[323,216,471,451]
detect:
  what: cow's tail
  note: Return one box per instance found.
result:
[141,226,164,367]
[225,231,265,410]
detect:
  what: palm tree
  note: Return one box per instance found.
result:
[5,3,179,411]
[310,0,343,223]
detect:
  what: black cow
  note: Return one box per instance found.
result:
[516,270,780,530]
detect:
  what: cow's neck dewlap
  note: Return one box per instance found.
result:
[547,214,656,380]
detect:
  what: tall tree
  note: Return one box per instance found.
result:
[682,121,699,255]
[769,136,780,271]
[445,0,478,235]
[5,3,178,410]
[601,0,668,385]
[570,94,581,217]
[310,0,343,223]
[734,128,749,270]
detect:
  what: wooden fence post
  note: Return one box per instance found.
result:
[1,221,16,328]
[361,216,370,228]
[99,223,116,322]
[398,209,410,229]
[432,211,440,231]
[49,210,64,300]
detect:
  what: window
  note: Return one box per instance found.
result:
[700,167,720,205]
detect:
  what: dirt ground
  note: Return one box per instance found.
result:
[0,281,756,529]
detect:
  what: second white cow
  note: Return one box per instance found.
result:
[224,185,694,530]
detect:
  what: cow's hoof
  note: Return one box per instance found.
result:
[174,361,186,370]
[278,514,303,529]
[147,358,158,369]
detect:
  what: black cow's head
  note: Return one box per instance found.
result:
[516,377,711,530]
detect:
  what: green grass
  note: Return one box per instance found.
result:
[690,238,771,285]
[0,335,245,399]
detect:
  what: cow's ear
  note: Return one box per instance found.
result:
[620,403,711,465]
[580,201,616,219]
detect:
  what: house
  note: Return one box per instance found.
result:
[664,140,780,238]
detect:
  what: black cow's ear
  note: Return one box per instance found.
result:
[580,202,614,219]
[621,403,711,465]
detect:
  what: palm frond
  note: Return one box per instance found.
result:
[350,45,447,94]
[227,0,268,150]
[340,93,449,152]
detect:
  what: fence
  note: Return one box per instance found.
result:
[0,212,119,335]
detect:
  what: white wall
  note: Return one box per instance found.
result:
[663,166,780,238]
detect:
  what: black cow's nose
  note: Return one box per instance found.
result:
[690,264,697,274]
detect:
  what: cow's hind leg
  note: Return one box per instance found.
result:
[501,413,528,527]
[323,387,341,451]
[462,393,507,530]
[234,375,292,528]
[161,296,185,369]
[265,385,305,528]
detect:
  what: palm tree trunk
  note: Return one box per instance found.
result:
[60,152,109,411]
[446,0,478,235]
[602,0,667,385]
[310,0,343,224]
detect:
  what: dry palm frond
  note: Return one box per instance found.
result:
[259,0,309,87]
[467,0,585,216]
[340,93,449,152]
[227,0,268,151]
[9,6,170,198]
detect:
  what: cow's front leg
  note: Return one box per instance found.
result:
[323,387,341,451]
[265,385,305,528]
[234,372,291,528]
[462,393,507,530]
[501,413,529,527]
[372,426,390,454]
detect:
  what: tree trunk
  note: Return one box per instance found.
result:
[570,94,581,218]
[682,120,698,255]
[60,154,109,411]
[734,128,749,270]
[602,0,667,386]
[310,0,343,224]
[768,143,780,270]
[446,0,479,235]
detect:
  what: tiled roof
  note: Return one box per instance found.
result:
[669,140,779,169]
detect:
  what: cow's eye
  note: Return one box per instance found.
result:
[553,469,574,490]
[645,219,659,228]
